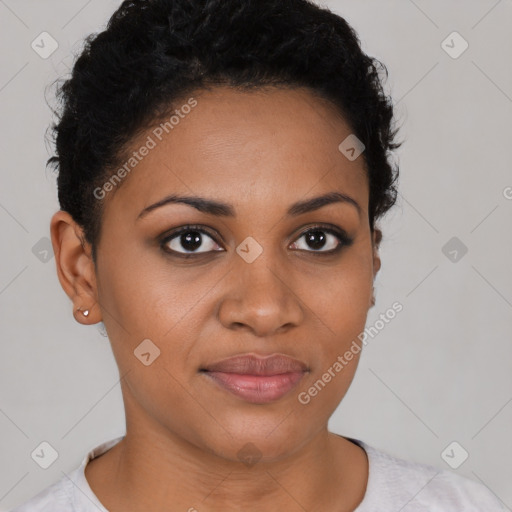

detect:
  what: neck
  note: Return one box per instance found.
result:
[84,395,368,512]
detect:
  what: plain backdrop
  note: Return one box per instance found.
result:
[1,0,511,510]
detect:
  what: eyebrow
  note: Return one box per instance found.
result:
[137,191,361,220]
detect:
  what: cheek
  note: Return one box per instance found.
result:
[95,249,209,433]
[301,254,373,342]
[295,252,372,398]
[96,243,199,336]
[95,243,219,381]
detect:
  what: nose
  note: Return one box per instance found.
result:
[217,252,304,337]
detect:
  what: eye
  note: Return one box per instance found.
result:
[289,225,353,254]
[160,224,353,258]
[160,225,224,256]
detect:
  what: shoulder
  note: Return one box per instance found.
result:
[9,435,123,512]
[9,472,75,512]
[353,439,506,511]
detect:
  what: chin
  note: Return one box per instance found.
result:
[198,418,312,464]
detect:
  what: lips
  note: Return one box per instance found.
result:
[201,354,309,404]
[202,354,308,375]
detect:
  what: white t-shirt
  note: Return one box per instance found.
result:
[10,435,506,511]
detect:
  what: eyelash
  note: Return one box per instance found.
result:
[159,223,354,258]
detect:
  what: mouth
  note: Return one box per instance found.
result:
[200,353,309,404]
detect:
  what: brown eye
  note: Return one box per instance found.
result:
[161,226,224,256]
[289,226,353,253]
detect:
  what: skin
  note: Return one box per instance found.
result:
[50,86,382,512]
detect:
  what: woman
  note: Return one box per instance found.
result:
[12,0,505,510]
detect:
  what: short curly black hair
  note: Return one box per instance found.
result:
[47,0,402,263]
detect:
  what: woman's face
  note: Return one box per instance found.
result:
[83,86,380,461]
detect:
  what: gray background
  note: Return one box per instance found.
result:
[1,0,511,510]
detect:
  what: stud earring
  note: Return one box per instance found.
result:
[77,307,90,317]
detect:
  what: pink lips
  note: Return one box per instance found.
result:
[201,354,308,404]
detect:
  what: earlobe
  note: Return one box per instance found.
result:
[50,210,100,324]
[370,228,382,308]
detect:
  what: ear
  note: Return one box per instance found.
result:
[371,228,382,278]
[370,228,382,307]
[50,210,101,324]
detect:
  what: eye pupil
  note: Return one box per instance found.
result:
[306,230,326,250]
[181,231,202,251]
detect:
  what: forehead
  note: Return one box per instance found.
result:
[102,86,368,221]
